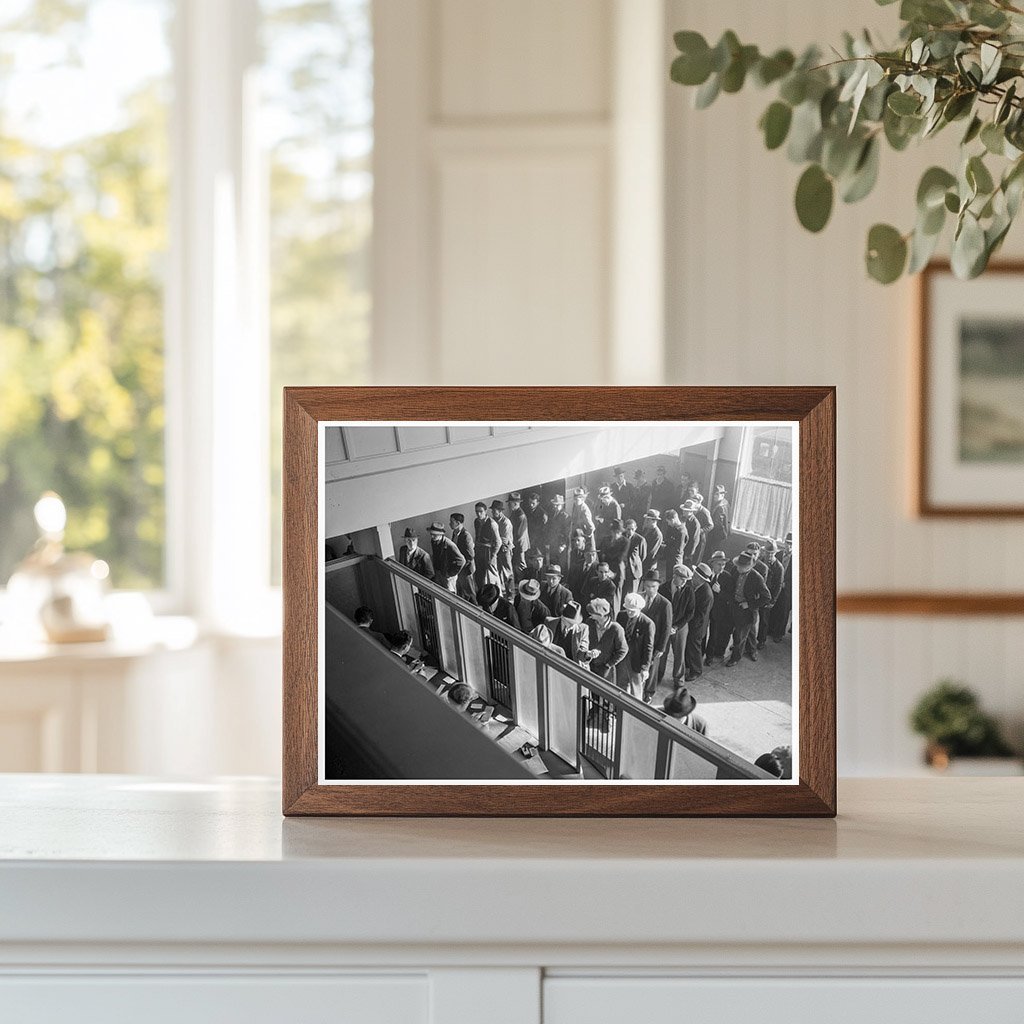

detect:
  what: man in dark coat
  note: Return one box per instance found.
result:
[539,563,574,618]
[545,493,571,568]
[598,518,628,599]
[769,539,793,642]
[639,571,672,702]
[398,528,433,580]
[744,541,769,579]
[525,492,548,560]
[593,484,622,549]
[427,521,466,592]
[569,487,596,553]
[512,578,550,634]
[506,492,530,583]
[659,563,695,685]
[582,561,620,618]
[649,465,679,515]
[622,518,647,595]
[640,510,663,577]
[610,466,631,513]
[520,547,546,584]
[679,500,704,567]
[685,563,715,681]
[629,468,651,523]
[757,539,785,648]
[449,512,477,603]
[723,551,772,666]
[565,530,596,601]
[660,509,684,580]
[545,600,590,665]
[477,582,513,627]
[705,549,732,666]
[473,502,501,591]
[583,598,627,681]
[707,484,731,552]
[615,592,656,700]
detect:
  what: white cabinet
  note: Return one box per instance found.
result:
[544,977,1024,1023]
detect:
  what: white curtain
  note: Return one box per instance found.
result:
[733,477,792,539]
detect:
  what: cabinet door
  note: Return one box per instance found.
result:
[0,974,428,1024]
[544,977,1024,1023]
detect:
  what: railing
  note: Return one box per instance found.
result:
[325,554,772,780]
[413,588,440,665]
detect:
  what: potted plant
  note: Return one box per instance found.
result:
[909,679,1018,772]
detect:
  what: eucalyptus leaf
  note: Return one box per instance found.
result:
[951,211,986,278]
[694,73,721,109]
[866,223,908,283]
[842,137,880,203]
[967,154,995,195]
[888,90,921,115]
[795,164,834,232]
[908,221,943,273]
[760,101,793,150]
[917,166,957,210]
[787,100,823,162]
[981,121,1006,155]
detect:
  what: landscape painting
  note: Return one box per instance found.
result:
[959,317,1024,464]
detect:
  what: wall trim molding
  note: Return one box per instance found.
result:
[837,592,1024,616]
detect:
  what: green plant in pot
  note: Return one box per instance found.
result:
[670,0,1024,283]
[909,679,1015,767]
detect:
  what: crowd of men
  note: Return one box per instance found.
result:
[394,463,793,709]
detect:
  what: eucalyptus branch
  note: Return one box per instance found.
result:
[670,0,1024,283]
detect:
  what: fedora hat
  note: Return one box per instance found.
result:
[402,528,417,539]
[694,562,713,582]
[428,521,445,533]
[518,579,541,599]
[643,509,661,520]
[477,583,501,607]
[663,688,697,718]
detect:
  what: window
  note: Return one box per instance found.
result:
[261,0,373,582]
[0,0,172,589]
[732,425,794,539]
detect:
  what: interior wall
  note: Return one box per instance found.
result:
[665,0,1024,773]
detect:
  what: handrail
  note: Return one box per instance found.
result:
[370,555,771,780]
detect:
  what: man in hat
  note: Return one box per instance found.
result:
[662,688,708,735]
[707,483,731,552]
[659,563,695,685]
[545,600,590,664]
[583,597,627,680]
[724,551,771,666]
[513,578,550,633]
[705,549,732,666]
[640,509,663,577]
[639,570,672,701]
[610,466,631,511]
[521,547,546,584]
[398,528,433,580]
[540,563,573,618]
[569,486,596,553]
[593,484,622,548]
[506,492,530,583]
[449,512,477,603]
[622,518,647,595]
[472,502,501,591]
[615,592,656,700]
[490,499,514,593]
[477,582,513,627]
[545,493,571,566]
[769,536,793,642]
[756,539,785,649]
[565,529,597,601]
[679,499,704,567]
[685,563,715,681]
[583,561,621,617]
[525,492,548,560]
[649,465,678,515]
[629,468,651,523]
[428,521,465,592]
[598,518,628,598]
[660,508,684,579]
[745,541,769,579]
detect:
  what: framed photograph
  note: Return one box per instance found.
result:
[917,261,1024,517]
[283,387,835,816]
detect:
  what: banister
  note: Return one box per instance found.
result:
[362,556,771,780]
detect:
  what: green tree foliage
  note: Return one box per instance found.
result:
[671,0,1024,283]
[0,2,168,588]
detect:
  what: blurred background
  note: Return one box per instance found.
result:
[0,0,1020,778]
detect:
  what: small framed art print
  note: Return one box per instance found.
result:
[917,261,1024,517]
[282,387,836,816]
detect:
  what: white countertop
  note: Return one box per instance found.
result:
[1,775,1022,956]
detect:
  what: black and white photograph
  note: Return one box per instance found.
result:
[319,421,797,783]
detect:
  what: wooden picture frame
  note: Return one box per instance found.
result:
[283,387,836,816]
[916,260,1024,517]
